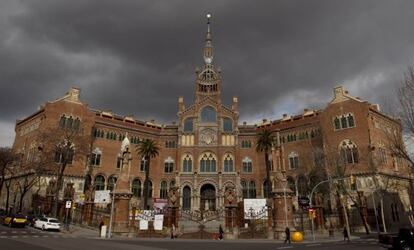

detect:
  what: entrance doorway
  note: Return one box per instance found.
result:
[200,184,216,211]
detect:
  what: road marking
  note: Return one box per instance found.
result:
[33,235,39,238]
[0,236,7,238]
[277,247,293,249]
[0,231,6,234]
[305,244,321,247]
[11,235,18,238]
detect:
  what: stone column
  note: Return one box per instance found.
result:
[167,186,180,234]
[273,173,294,240]
[224,187,238,239]
[113,142,133,235]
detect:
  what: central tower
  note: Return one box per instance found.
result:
[195,13,222,104]
[176,13,239,213]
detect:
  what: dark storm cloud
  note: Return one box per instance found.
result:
[1,0,414,146]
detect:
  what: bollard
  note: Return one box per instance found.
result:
[101,225,107,238]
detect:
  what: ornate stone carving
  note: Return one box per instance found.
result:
[224,187,237,207]
[168,187,179,208]
[200,128,217,145]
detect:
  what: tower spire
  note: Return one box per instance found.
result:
[203,13,213,65]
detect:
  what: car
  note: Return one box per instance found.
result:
[379,228,414,250]
[25,215,38,227]
[3,214,27,227]
[34,217,61,231]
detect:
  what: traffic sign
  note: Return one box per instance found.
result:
[308,208,316,219]
[298,197,310,208]
[65,200,72,209]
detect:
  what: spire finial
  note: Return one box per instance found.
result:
[206,13,212,33]
[203,13,213,64]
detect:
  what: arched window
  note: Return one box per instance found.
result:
[94,175,105,191]
[116,154,122,169]
[339,140,359,164]
[160,181,168,199]
[140,157,149,171]
[249,181,256,198]
[223,153,234,172]
[348,114,355,127]
[54,144,74,164]
[164,157,174,173]
[334,117,340,130]
[73,118,80,131]
[66,116,73,129]
[182,154,192,172]
[59,115,66,128]
[183,118,193,132]
[287,176,296,194]
[288,152,299,169]
[241,140,252,148]
[90,148,102,166]
[182,186,191,210]
[223,117,233,132]
[242,157,253,173]
[200,106,216,123]
[340,115,348,129]
[200,152,216,172]
[107,176,117,191]
[84,175,92,192]
[241,180,247,198]
[170,180,175,188]
[263,180,271,198]
[378,146,387,164]
[131,179,141,197]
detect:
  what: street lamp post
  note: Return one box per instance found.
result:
[309,177,351,241]
[108,182,116,238]
[283,186,288,228]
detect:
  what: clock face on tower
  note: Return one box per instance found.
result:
[200,128,216,145]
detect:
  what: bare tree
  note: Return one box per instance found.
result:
[0,148,15,196]
[15,173,41,213]
[36,125,92,217]
[390,66,414,167]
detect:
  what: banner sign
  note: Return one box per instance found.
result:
[153,198,168,214]
[243,199,268,219]
[94,190,111,204]
[136,210,155,221]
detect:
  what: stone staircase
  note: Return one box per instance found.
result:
[178,218,224,239]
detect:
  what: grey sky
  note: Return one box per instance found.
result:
[1,0,414,147]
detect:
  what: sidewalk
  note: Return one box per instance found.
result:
[298,233,360,243]
[61,224,100,238]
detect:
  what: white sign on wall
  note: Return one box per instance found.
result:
[139,220,148,230]
[243,199,268,219]
[154,214,164,231]
[94,190,111,204]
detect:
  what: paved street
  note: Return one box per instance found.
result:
[0,225,381,250]
[0,224,79,240]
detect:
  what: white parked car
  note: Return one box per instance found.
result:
[34,217,61,231]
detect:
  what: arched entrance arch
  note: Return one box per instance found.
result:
[200,184,216,211]
[182,186,191,211]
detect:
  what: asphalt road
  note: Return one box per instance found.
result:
[0,225,381,250]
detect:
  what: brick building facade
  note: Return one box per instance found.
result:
[2,15,413,232]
